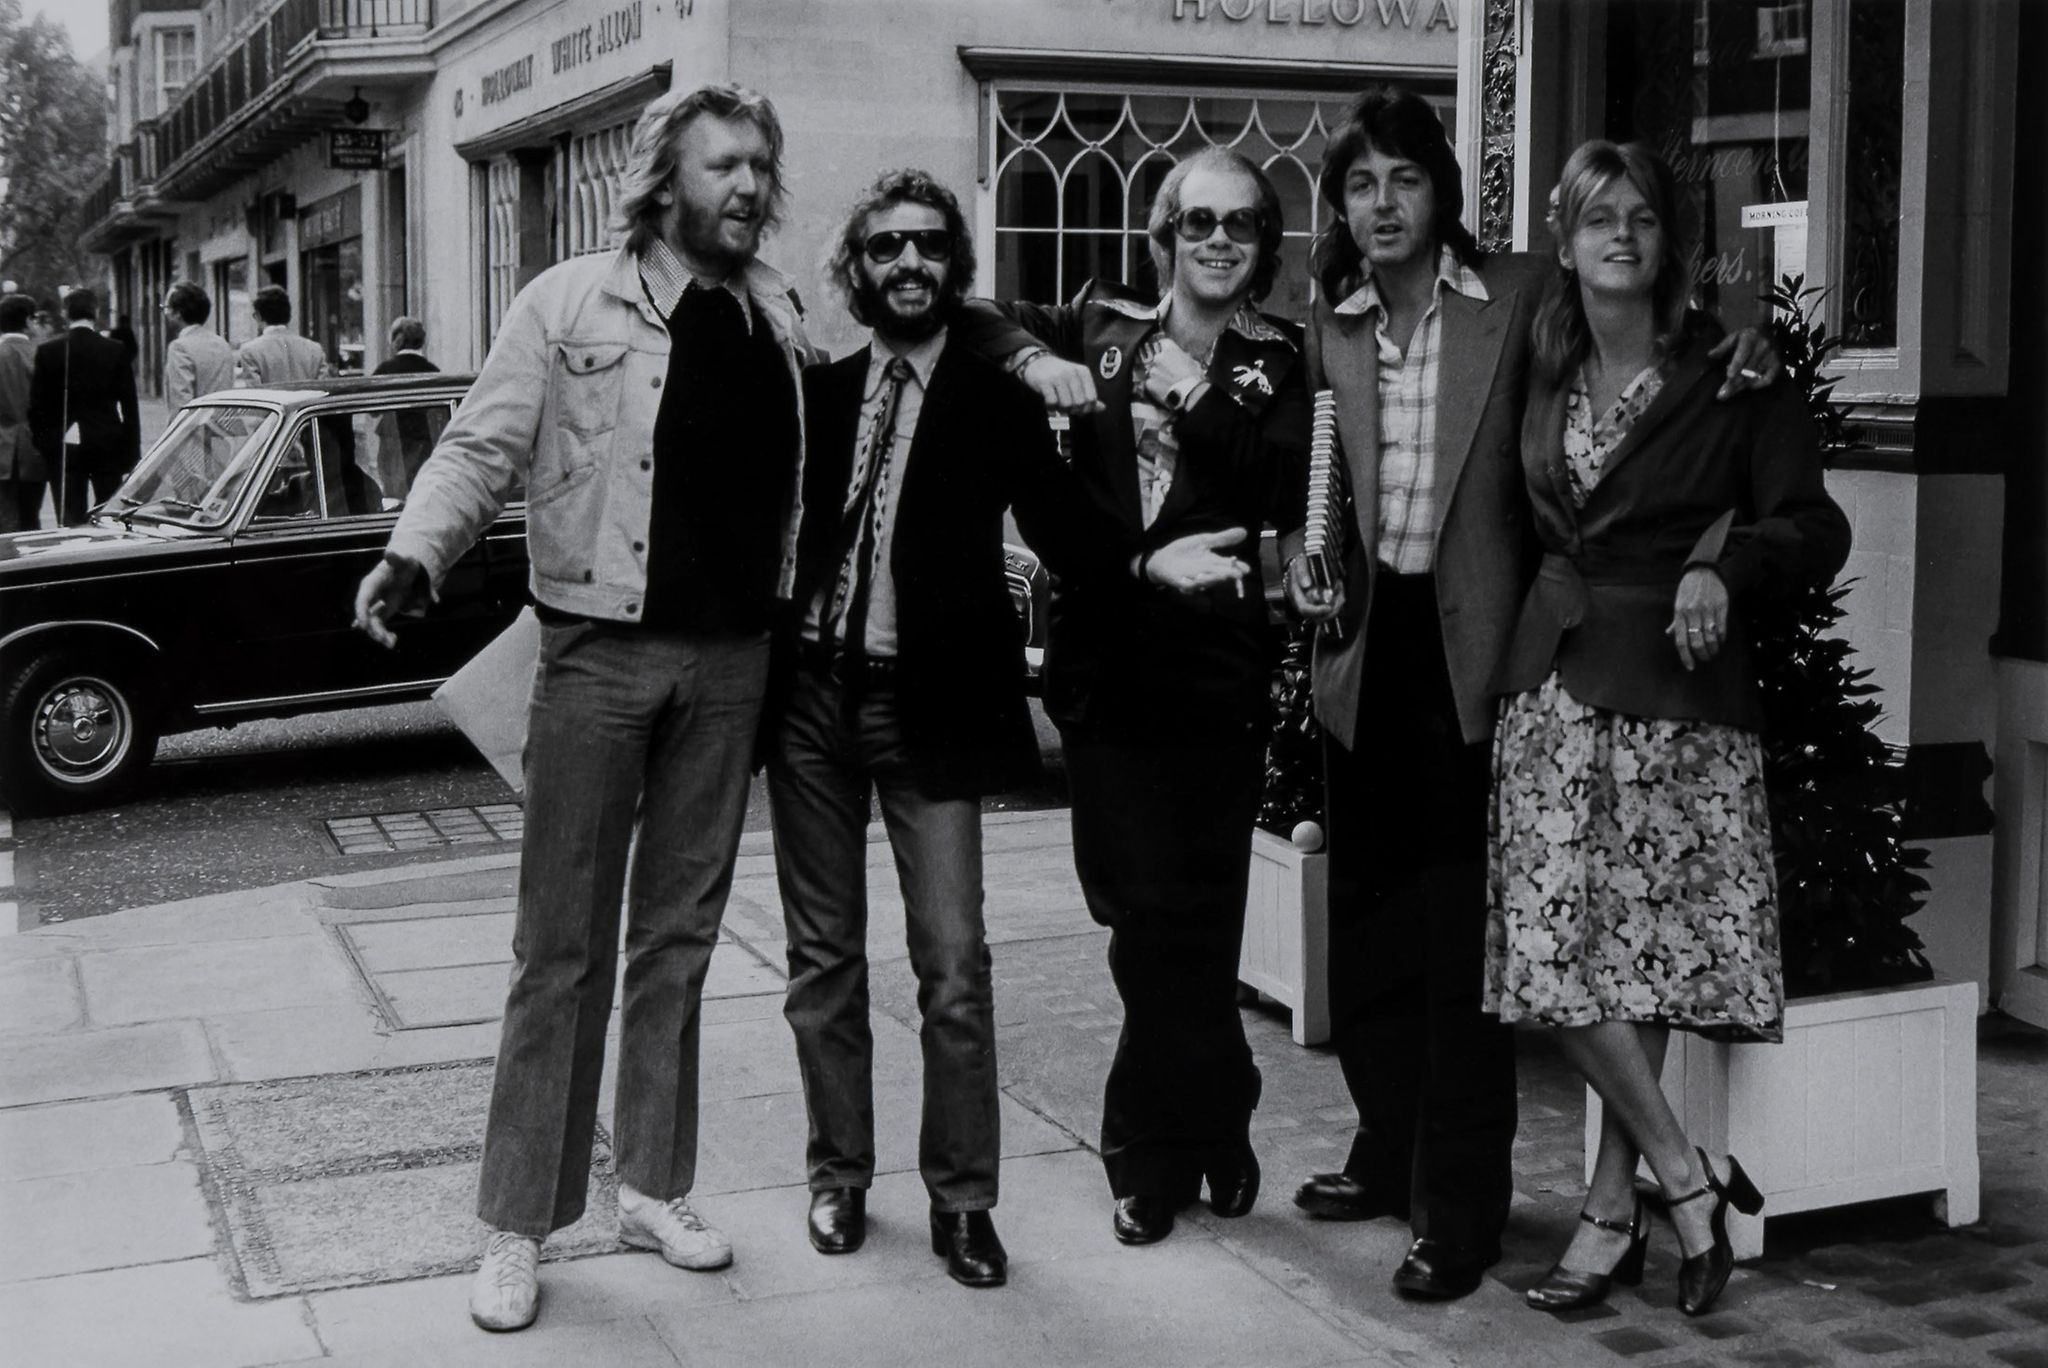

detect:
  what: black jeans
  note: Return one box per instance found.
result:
[1324,570,1517,1254]
[1066,730,1265,1201]
[766,664,999,1210]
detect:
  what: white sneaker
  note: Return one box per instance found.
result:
[618,1190,733,1270]
[468,1230,541,1332]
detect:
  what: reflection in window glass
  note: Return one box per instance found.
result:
[1605,0,1812,341]
[1843,0,1903,347]
[117,403,279,526]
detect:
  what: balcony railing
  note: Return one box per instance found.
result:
[321,0,434,38]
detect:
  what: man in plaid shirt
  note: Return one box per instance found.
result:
[1277,88,1777,1303]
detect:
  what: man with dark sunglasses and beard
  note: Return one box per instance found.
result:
[766,168,1129,1287]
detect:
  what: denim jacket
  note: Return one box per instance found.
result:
[388,245,811,621]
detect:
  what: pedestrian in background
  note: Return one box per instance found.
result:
[28,288,141,526]
[0,293,47,532]
[374,317,438,375]
[1487,139,1848,1319]
[963,145,1309,1248]
[352,82,811,1335]
[162,282,235,410]
[235,284,331,384]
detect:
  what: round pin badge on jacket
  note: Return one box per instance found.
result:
[1098,346,1123,380]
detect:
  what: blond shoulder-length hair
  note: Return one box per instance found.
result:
[1530,140,1694,384]
[615,84,787,254]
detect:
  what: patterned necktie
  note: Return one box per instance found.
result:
[829,355,916,655]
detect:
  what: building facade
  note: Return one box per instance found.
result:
[81,0,2047,1025]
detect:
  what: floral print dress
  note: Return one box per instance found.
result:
[1481,364,1784,1043]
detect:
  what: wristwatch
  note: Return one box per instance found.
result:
[1160,375,1203,413]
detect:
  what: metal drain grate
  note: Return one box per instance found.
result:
[323,804,524,855]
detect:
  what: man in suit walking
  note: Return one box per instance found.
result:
[162,282,235,410]
[235,285,331,385]
[29,289,141,526]
[0,293,46,532]
[1278,88,1778,1303]
[373,317,438,375]
[769,169,1124,1287]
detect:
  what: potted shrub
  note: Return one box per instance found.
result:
[1240,620,1332,1045]
[1587,279,1980,1256]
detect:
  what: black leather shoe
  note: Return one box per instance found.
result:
[929,1209,1007,1288]
[807,1187,865,1255]
[1391,1237,1500,1301]
[1206,1141,1261,1218]
[1292,1172,1408,1223]
[1111,1195,1176,1246]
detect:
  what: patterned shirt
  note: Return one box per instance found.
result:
[639,237,752,332]
[1333,247,1489,574]
[1562,362,1666,508]
[802,329,945,656]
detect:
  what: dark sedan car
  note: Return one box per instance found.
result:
[0,375,529,813]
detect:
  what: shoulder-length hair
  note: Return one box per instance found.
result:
[1529,139,1694,385]
[616,83,787,254]
[826,168,977,326]
[1312,86,1482,301]
[1144,146,1285,304]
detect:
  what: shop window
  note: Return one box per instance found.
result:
[484,156,523,340]
[1841,0,1903,348]
[211,257,255,347]
[1606,0,1812,342]
[990,87,1447,321]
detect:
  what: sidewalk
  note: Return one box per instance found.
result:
[0,811,2042,1368]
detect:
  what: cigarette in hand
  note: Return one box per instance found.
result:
[1233,575,1245,600]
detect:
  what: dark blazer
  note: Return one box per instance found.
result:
[1493,325,1851,730]
[374,352,440,375]
[787,337,1117,799]
[1306,251,1549,749]
[957,282,1309,741]
[28,326,141,477]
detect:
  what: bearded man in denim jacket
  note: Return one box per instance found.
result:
[351,83,812,1334]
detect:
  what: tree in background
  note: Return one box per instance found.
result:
[0,0,108,306]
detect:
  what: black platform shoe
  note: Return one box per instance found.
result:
[1673,1148,1764,1317]
[1525,1200,1647,1312]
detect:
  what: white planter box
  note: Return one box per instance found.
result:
[1586,977,1980,1259]
[1240,827,1330,1045]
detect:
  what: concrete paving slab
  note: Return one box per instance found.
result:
[32,896,316,949]
[0,1020,216,1106]
[0,1257,321,1368]
[0,1094,184,1181]
[0,954,81,1035]
[692,1083,1079,1198]
[310,1248,748,1360]
[204,1005,502,1082]
[643,1239,1376,1368]
[0,1161,215,1282]
[81,934,362,1025]
[282,1318,688,1368]
[342,911,515,972]
[369,939,783,1030]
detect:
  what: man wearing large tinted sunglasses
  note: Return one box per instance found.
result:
[956,145,1310,1248]
[766,169,1133,1288]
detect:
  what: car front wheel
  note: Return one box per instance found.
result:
[1,650,160,814]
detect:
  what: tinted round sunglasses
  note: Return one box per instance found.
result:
[1172,206,1263,244]
[863,229,955,263]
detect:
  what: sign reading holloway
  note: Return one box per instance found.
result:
[329,129,387,171]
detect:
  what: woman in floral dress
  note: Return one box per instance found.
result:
[1484,141,1849,1318]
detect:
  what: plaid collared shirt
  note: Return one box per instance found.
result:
[1334,248,1488,574]
[638,237,752,331]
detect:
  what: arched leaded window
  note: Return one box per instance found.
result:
[990,87,1454,322]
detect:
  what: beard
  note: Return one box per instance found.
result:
[671,195,761,272]
[855,265,952,344]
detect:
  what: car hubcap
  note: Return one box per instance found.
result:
[32,678,132,784]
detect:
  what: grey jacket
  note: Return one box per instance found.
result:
[167,325,236,409]
[235,327,331,386]
[387,245,812,621]
[0,332,42,482]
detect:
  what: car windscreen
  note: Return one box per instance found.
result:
[109,404,281,527]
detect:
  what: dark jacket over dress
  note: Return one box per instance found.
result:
[1494,323,1852,729]
[789,339,1118,800]
[958,282,1309,744]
